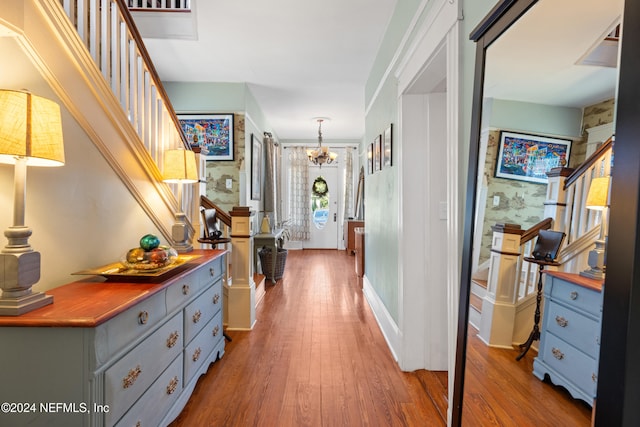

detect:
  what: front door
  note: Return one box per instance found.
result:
[305,165,339,249]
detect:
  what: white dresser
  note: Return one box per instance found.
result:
[533,271,604,406]
[0,249,226,427]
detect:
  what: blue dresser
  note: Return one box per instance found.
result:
[533,271,603,406]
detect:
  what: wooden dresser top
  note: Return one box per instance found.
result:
[544,270,604,293]
[0,249,225,328]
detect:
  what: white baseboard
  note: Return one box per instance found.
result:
[362,275,402,363]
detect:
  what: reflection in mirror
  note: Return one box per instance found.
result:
[457,0,622,425]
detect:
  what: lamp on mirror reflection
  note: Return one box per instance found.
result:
[163,148,198,253]
[580,175,610,279]
[0,89,65,315]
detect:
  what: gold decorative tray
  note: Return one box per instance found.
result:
[73,254,201,281]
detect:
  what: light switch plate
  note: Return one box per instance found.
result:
[226,179,232,189]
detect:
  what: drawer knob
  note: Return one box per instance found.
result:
[213,325,220,337]
[123,365,142,389]
[167,376,179,395]
[209,267,215,277]
[138,311,149,325]
[136,422,141,427]
[555,316,568,327]
[213,293,220,305]
[592,373,598,383]
[193,310,202,324]
[570,291,578,300]
[551,347,564,360]
[192,347,202,362]
[182,284,190,295]
[166,331,179,348]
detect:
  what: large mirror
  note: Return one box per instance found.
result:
[454,0,623,424]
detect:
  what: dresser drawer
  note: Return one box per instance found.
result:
[197,255,223,286]
[104,312,182,425]
[114,353,183,427]
[548,278,602,317]
[96,291,167,364]
[544,301,601,357]
[541,333,599,398]
[166,271,202,314]
[183,282,221,344]
[184,310,223,384]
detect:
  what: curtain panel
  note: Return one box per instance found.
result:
[288,147,311,240]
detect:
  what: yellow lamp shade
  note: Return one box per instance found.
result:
[586,176,611,210]
[0,89,65,167]
[162,148,198,183]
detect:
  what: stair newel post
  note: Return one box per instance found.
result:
[226,207,256,330]
[478,223,524,348]
[544,167,574,235]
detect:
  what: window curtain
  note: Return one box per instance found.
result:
[263,134,279,226]
[343,148,354,219]
[288,147,311,240]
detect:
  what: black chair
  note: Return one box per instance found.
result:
[197,207,231,248]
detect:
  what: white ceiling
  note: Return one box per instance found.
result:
[484,0,623,109]
[140,0,397,142]
[139,0,623,143]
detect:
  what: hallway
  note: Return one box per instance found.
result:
[170,249,447,426]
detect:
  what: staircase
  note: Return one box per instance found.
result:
[473,136,613,348]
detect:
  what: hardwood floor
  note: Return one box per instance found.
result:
[170,249,592,426]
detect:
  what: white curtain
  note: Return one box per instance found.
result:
[343,148,354,219]
[288,147,310,240]
[263,134,279,226]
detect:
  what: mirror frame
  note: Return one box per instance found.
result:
[453,0,640,425]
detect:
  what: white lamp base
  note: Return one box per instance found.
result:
[0,251,52,315]
[171,220,193,253]
[580,238,606,280]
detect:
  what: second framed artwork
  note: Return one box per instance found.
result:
[251,133,262,201]
[495,131,571,184]
[177,113,234,160]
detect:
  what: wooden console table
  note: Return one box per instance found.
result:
[0,249,226,427]
[344,220,364,254]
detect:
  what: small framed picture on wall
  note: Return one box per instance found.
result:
[368,143,373,174]
[374,134,382,172]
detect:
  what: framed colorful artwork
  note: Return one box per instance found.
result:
[495,131,571,184]
[368,143,373,174]
[177,113,234,160]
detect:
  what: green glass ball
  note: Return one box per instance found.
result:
[140,234,160,251]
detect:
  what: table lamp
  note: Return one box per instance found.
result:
[580,175,610,279]
[0,89,65,315]
[163,148,198,252]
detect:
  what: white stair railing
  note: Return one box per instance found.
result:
[58,0,195,233]
[128,0,191,10]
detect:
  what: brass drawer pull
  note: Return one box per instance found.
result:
[192,347,201,362]
[551,347,564,360]
[193,310,202,324]
[213,293,220,305]
[166,331,179,348]
[209,267,215,277]
[123,365,142,389]
[182,284,190,295]
[592,373,598,383]
[570,291,578,300]
[555,316,568,327]
[166,376,179,395]
[213,325,220,337]
[136,422,141,427]
[138,311,149,325]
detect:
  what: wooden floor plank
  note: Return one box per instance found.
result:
[169,249,591,426]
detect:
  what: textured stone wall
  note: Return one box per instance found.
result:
[203,113,245,213]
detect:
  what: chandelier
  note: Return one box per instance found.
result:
[307,118,337,166]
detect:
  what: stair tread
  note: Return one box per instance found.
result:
[470,292,483,312]
[471,278,488,289]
